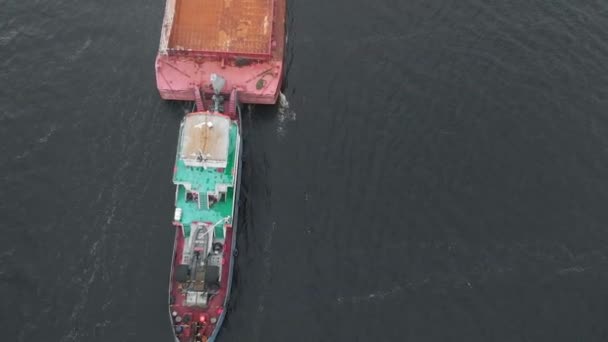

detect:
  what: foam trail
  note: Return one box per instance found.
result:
[277,92,296,138]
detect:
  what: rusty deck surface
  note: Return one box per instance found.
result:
[169,0,274,55]
[180,113,231,167]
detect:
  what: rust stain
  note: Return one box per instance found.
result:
[245,67,275,83]
[169,0,273,55]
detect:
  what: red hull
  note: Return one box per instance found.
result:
[169,225,234,341]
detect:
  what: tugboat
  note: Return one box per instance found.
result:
[155,0,286,341]
[168,75,242,342]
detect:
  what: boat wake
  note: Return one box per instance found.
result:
[277,92,296,138]
[336,285,403,305]
[0,29,18,47]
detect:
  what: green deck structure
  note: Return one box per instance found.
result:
[172,112,239,238]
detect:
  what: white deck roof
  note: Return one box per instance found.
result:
[179,113,230,168]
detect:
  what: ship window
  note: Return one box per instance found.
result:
[186,191,198,202]
[208,194,218,207]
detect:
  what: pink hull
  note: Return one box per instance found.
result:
[155,0,286,106]
[155,55,283,105]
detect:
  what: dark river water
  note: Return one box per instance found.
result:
[2,0,608,341]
